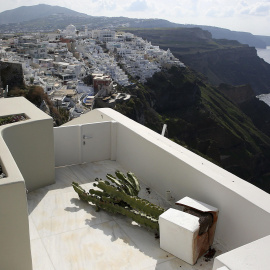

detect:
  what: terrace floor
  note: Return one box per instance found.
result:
[27,160,224,270]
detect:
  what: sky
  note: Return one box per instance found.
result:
[1,0,270,36]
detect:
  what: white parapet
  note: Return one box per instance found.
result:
[213,235,270,270]
[159,208,200,265]
[0,97,56,270]
[65,108,270,253]
[0,97,55,191]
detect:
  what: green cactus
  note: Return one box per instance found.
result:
[72,171,165,231]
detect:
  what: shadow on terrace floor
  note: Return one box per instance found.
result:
[27,160,222,270]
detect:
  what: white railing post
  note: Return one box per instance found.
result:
[110,121,117,161]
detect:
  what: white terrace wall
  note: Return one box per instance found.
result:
[0,97,56,270]
[0,97,55,192]
[115,122,270,250]
[87,108,270,252]
[62,109,113,126]
[54,121,117,167]
[0,137,32,270]
[2,120,55,191]
[54,125,81,166]
[213,235,270,270]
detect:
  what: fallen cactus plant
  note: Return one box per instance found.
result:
[72,170,165,231]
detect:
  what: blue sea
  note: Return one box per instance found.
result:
[256,46,270,64]
[256,47,270,106]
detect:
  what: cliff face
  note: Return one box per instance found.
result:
[127,28,270,95]
[198,25,267,48]
[115,66,270,192]
[210,83,270,140]
[178,47,270,95]
[239,97,270,139]
[218,83,254,105]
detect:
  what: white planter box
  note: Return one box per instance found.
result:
[159,197,219,265]
[159,208,200,265]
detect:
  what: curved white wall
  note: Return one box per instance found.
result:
[2,119,55,191]
[0,97,56,270]
[0,130,32,270]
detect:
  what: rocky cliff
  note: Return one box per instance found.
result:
[115,66,270,192]
[218,83,270,149]
[127,28,270,95]
[218,83,254,105]
[239,97,270,140]
[179,46,270,95]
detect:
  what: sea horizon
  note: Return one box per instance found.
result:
[256,46,270,64]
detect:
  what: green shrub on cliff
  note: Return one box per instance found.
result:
[114,66,270,192]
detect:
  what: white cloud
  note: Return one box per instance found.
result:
[227,1,270,16]
[205,7,235,18]
[126,0,149,12]
[248,2,270,16]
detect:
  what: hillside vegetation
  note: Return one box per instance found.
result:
[115,66,270,192]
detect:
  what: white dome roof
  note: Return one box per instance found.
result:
[66,24,76,31]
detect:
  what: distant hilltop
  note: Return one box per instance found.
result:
[0,4,88,25]
[0,4,270,48]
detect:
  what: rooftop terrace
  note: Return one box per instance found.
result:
[29,161,223,270]
[1,97,270,270]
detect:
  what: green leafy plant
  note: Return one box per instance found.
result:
[72,170,165,231]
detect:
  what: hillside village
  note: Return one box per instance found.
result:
[0,25,185,121]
